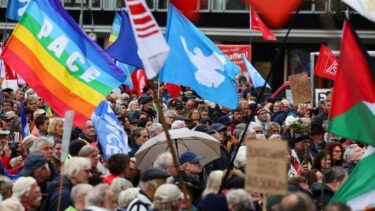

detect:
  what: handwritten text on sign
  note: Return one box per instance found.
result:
[246,140,288,195]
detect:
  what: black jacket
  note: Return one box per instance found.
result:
[311,182,334,209]
[46,176,74,211]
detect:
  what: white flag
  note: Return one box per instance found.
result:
[343,0,375,23]
[125,0,170,79]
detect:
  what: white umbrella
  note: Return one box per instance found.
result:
[135,128,221,170]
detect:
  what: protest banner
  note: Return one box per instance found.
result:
[217,44,251,72]
[288,73,312,105]
[246,139,288,195]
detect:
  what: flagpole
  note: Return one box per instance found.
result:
[79,0,84,27]
[149,80,192,211]
[218,8,301,193]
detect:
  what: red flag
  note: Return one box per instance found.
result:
[4,62,18,80]
[314,45,339,81]
[250,8,277,41]
[247,0,303,28]
[165,83,181,98]
[171,0,201,22]
[131,69,147,97]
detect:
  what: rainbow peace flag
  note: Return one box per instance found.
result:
[1,0,125,128]
[106,12,122,48]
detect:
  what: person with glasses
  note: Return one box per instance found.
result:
[79,145,107,185]
[328,142,344,167]
[46,157,92,211]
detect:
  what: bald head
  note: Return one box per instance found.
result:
[279,192,315,211]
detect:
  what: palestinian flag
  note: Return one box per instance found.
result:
[328,20,375,146]
[330,147,375,209]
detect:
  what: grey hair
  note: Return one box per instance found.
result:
[12,177,37,200]
[153,152,173,170]
[118,188,140,208]
[78,145,98,157]
[30,137,54,153]
[249,121,262,132]
[171,120,186,129]
[226,189,254,211]
[164,109,177,118]
[202,170,224,198]
[71,184,93,204]
[147,123,163,138]
[64,157,91,180]
[268,134,282,141]
[86,184,110,207]
[343,144,360,162]
[24,95,38,104]
[110,178,133,202]
[265,122,280,132]
[234,146,247,169]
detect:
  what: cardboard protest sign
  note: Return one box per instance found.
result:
[246,139,288,195]
[288,73,312,105]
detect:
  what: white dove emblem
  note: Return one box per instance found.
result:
[180,36,227,88]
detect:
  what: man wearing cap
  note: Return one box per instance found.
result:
[290,134,314,175]
[0,114,13,131]
[205,123,231,174]
[179,151,204,205]
[19,153,51,209]
[1,177,42,211]
[127,167,171,211]
[151,184,182,211]
[255,108,270,134]
[131,96,156,121]
[310,123,326,157]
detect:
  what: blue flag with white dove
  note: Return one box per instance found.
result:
[91,101,131,160]
[159,4,241,109]
[242,54,271,89]
[6,0,31,21]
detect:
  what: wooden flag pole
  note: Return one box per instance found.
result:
[149,80,192,211]
[56,166,65,211]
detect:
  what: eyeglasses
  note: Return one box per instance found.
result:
[333,150,342,153]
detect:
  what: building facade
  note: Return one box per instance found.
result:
[1,0,375,90]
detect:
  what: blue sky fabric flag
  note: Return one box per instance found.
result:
[116,61,135,89]
[91,101,131,160]
[106,10,143,68]
[242,54,271,89]
[159,5,241,109]
[6,0,31,21]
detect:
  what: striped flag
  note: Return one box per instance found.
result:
[1,0,125,128]
[124,0,170,79]
[331,147,375,209]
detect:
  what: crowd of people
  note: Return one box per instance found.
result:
[0,84,371,211]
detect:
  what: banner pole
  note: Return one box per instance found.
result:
[149,80,192,211]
